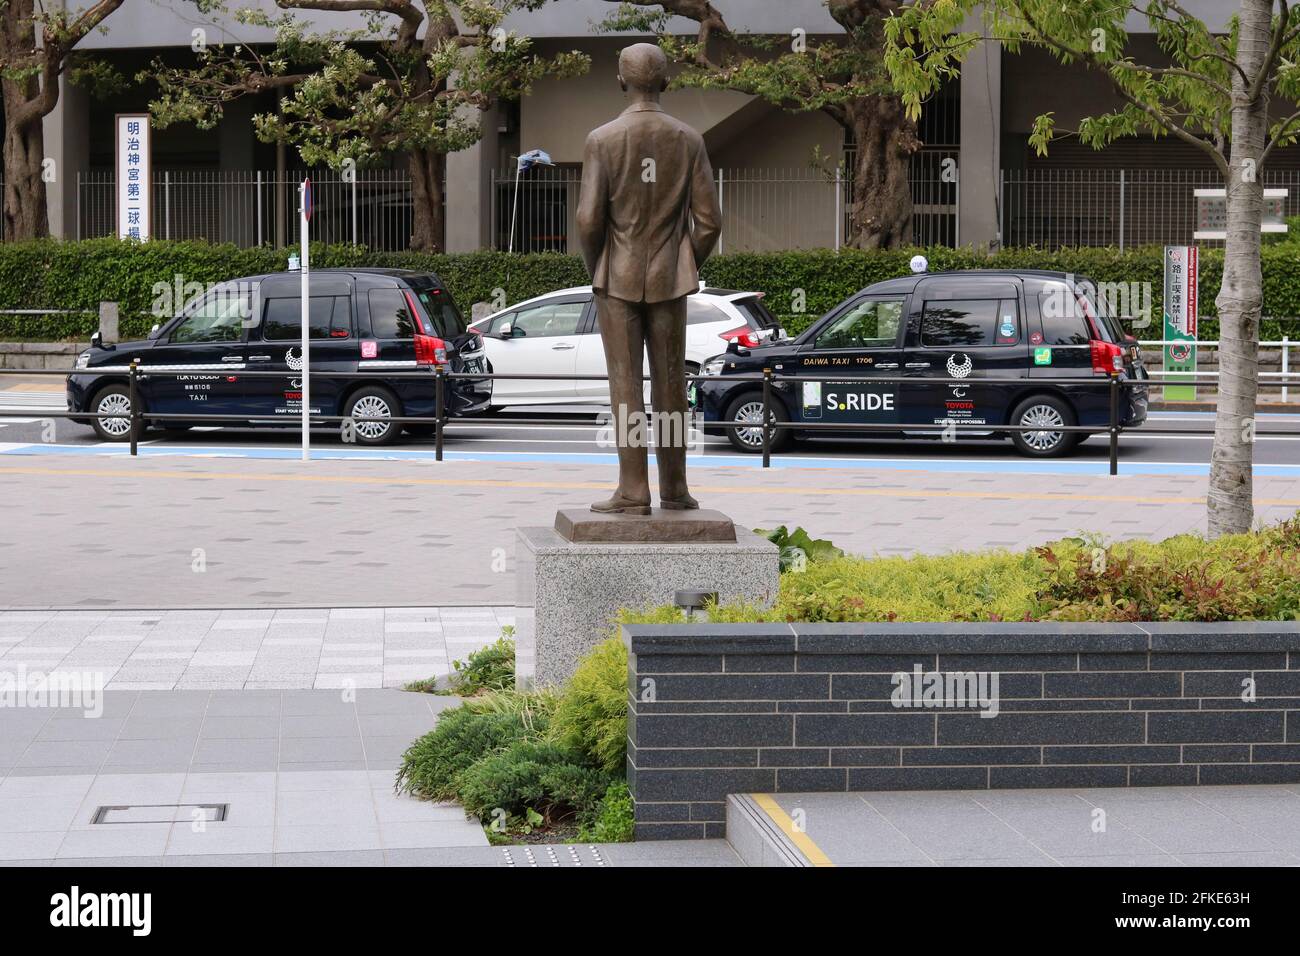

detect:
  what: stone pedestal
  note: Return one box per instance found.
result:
[515,510,780,688]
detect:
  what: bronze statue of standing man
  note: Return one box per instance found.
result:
[576,43,722,516]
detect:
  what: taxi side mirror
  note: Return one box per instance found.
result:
[498,322,514,338]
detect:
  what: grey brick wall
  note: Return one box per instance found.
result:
[624,622,1300,841]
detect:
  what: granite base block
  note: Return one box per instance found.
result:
[515,523,779,688]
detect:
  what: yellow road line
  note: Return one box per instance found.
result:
[1,462,1297,506]
[752,793,835,867]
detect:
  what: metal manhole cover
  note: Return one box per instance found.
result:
[92,804,228,825]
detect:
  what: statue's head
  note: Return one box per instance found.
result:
[618,43,669,95]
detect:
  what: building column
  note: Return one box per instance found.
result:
[958,24,1001,249]
[219,97,257,245]
[445,105,501,252]
[42,75,91,239]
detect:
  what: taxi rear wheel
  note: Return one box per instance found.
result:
[1009,395,1077,457]
[724,392,792,453]
[343,386,402,446]
[88,384,136,442]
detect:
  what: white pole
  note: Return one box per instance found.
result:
[508,163,521,254]
[1283,335,1290,404]
[717,169,724,255]
[300,179,311,462]
[834,166,842,251]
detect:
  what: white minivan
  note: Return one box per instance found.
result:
[469,285,782,408]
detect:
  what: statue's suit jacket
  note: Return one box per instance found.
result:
[576,102,722,305]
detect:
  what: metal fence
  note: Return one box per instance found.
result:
[77,169,417,251]
[489,151,960,254]
[1001,167,1300,249]
[66,163,1300,253]
[5,363,1296,477]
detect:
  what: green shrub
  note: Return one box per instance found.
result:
[396,637,632,841]
[579,781,634,844]
[8,238,1300,344]
[1037,518,1300,621]
[625,514,1300,624]
[755,525,843,573]
[454,738,612,826]
[395,689,554,800]
[547,637,629,774]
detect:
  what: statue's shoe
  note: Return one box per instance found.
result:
[659,494,699,511]
[591,495,652,515]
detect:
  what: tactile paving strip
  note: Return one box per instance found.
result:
[499,845,608,867]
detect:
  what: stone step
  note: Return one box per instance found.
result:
[724,794,815,867]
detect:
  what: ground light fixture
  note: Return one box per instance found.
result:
[674,588,718,621]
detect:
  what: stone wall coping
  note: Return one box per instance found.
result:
[0,341,81,353]
[519,524,777,556]
[623,620,1300,655]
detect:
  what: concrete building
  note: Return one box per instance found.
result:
[35,0,1295,252]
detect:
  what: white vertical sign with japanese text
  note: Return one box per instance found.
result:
[116,114,152,241]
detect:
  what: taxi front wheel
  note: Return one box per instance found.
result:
[1009,395,1078,457]
[88,384,136,442]
[724,392,792,453]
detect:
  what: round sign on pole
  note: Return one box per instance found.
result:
[302,177,312,221]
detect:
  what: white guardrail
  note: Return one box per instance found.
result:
[1137,338,1295,402]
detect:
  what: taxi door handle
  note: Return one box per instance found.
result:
[248,354,271,362]
[876,362,899,369]
[905,362,931,369]
[551,342,576,351]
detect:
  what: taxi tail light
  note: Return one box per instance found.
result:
[414,333,448,366]
[720,325,761,348]
[1090,339,1124,374]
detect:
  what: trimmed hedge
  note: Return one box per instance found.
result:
[4,237,1300,343]
[621,515,1300,624]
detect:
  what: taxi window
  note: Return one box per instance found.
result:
[814,298,904,350]
[168,288,252,344]
[921,298,1020,347]
[416,287,466,338]
[368,289,419,339]
[262,296,351,340]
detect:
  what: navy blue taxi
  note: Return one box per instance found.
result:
[694,269,1148,457]
[68,268,491,445]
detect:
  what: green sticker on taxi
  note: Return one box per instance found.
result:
[1033,347,1052,365]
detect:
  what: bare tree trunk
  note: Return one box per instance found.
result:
[1208,0,1271,538]
[844,95,918,249]
[1,97,49,242]
[408,149,446,253]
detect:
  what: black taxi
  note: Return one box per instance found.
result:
[68,268,491,445]
[694,269,1148,457]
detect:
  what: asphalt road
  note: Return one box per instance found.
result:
[2,387,1299,475]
